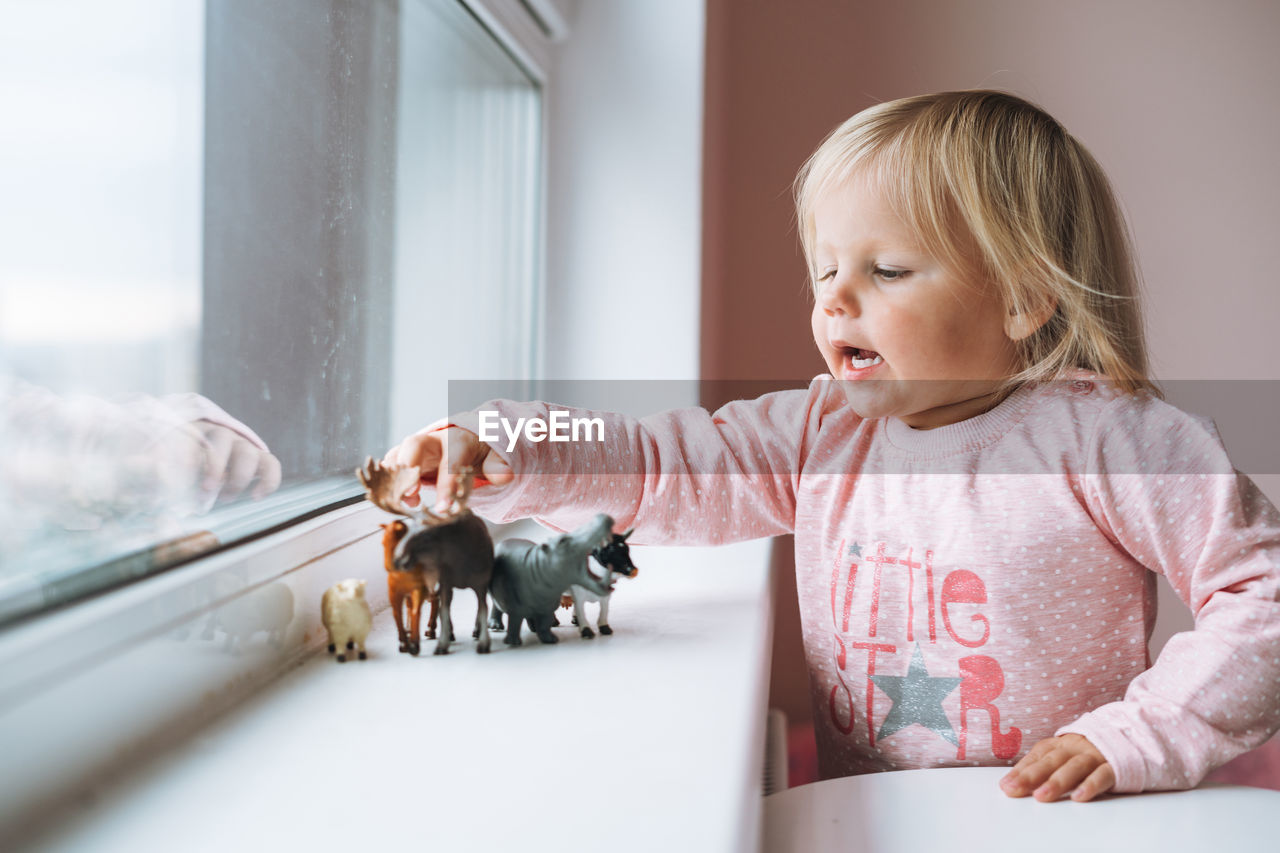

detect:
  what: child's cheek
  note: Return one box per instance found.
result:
[811,302,838,372]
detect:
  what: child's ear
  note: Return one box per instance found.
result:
[1004,296,1058,341]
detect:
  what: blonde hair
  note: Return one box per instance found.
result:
[795,90,1157,395]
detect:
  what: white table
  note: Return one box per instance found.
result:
[17,537,775,853]
[764,766,1280,853]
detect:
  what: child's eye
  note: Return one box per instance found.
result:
[874,266,909,282]
[816,268,837,284]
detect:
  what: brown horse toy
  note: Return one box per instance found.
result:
[380,519,440,654]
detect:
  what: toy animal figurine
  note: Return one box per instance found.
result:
[488,513,618,646]
[561,528,638,638]
[357,458,494,655]
[321,578,372,662]
[379,518,440,654]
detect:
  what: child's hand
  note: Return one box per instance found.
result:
[999,734,1115,802]
[382,425,513,510]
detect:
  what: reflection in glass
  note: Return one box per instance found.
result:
[0,0,542,625]
[0,0,217,621]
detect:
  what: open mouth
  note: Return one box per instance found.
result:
[842,346,883,373]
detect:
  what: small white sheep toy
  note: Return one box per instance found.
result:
[321,579,373,662]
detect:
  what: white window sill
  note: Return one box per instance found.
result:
[1,509,774,853]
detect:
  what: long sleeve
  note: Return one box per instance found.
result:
[451,380,843,545]
[1059,393,1280,791]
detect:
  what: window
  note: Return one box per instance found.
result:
[0,0,542,625]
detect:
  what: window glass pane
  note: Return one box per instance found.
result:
[392,0,541,438]
[0,0,541,625]
[0,0,203,399]
[0,0,207,620]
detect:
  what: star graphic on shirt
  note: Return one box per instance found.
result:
[870,644,962,746]
[847,542,862,558]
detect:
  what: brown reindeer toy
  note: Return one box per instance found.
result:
[357,459,495,655]
[378,519,439,653]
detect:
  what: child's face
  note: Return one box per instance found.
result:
[810,174,1021,429]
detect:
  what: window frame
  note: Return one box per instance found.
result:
[0,0,555,832]
[0,0,549,627]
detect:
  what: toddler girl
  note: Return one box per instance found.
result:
[384,90,1280,802]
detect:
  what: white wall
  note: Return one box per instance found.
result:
[542,0,704,391]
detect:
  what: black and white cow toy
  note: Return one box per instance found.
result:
[564,528,638,638]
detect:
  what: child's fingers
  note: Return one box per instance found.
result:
[1069,764,1116,802]
[379,431,446,508]
[434,431,459,509]
[1000,738,1056,794]
[1016,737,1055,768]
[386,431,444,479]
[435,428,490,510]
[481,448,513,486]
[435,467,457,512]
[1001,751,1061,797]
[381,424,505,511]
[1033,753,1098,802]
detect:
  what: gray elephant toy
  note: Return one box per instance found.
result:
[488,513,617,646]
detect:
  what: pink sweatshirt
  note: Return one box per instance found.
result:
[457,372,1280,791]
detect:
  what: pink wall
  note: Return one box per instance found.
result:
[702,0,1280,745]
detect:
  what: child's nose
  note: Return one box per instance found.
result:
[818,276,860,317]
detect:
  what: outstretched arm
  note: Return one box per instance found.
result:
[383,380,845,546]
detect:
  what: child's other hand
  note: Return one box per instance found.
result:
[382,425,512,510]
[999,733,1115,802]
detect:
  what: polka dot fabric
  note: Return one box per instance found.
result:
[455,370,1280,792]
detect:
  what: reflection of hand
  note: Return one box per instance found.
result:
[149,419,281,515]
[383,424,512,511]
[196,421,282,501]
[0,381,283,532]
